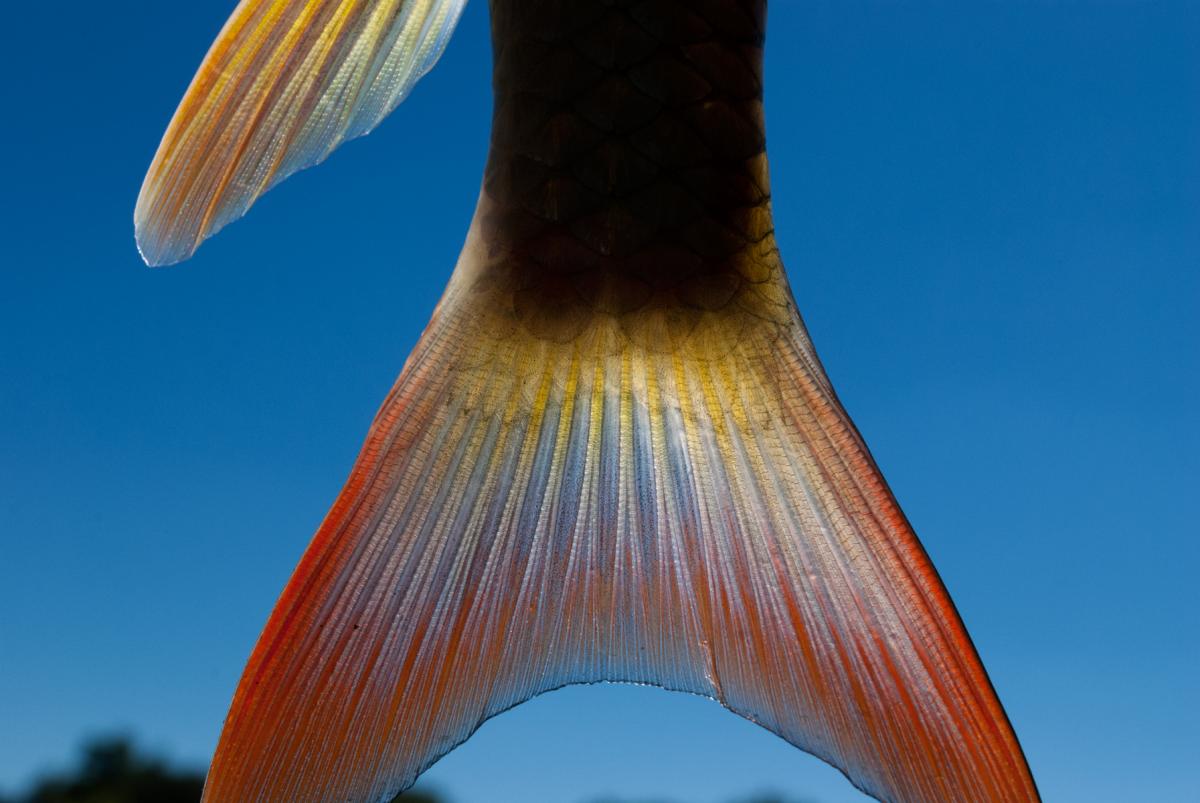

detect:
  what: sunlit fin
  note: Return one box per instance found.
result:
[134,0,468,266]
[200,241,1038,803]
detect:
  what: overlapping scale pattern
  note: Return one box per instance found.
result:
[134,0,467,266]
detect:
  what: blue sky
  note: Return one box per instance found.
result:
[1,2,1197,801]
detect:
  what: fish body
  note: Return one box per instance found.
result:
[136,2,1040,801]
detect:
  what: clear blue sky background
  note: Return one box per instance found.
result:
[1,2,1197,801]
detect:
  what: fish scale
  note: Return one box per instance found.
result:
[480,0,782,340]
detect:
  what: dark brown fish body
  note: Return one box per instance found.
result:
[476,0,787,344]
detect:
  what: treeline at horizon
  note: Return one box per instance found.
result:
[1,737,818,803]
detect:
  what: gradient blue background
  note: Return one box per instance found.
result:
[2,2,1197,801]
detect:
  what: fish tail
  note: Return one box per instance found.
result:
[203,228,1038,802]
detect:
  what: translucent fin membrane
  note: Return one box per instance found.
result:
[134,0,468,266]
[202,252,1039,803]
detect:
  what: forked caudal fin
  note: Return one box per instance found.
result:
[200,224,1038,803]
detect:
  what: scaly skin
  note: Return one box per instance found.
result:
[473,0,789,347]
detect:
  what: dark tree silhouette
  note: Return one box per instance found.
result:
[0,737,443,803]
[3,736,816,803]
[0,739,444,801]
[3,737,203,803]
